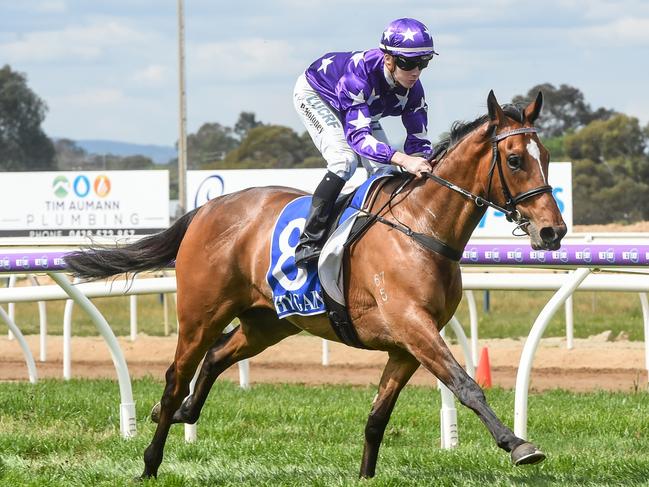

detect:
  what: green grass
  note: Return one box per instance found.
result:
[7,291,177,337]
[454,290,646,341]
[0,379,648,486]
[4,275,646,340]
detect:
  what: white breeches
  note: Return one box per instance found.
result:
[293,74,394,181]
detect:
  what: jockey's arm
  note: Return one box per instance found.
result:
[395,87,433,177]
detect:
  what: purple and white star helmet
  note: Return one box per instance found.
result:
[379,18,438,58]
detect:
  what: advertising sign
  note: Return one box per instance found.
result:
[187,168,367,210]
[0,171,169,237]
[188,163,572,236]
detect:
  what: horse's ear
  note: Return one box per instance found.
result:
[486,89,505,134]
[524,91,543,124]
[487,90,505,123]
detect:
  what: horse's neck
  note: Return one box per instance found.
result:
[403,136,490,252]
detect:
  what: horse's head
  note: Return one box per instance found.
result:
[481,90,567,250]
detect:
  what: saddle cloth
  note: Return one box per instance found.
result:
[266,174,390,319]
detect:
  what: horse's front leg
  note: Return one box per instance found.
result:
[360,350,419,478]
[403,310,545,466]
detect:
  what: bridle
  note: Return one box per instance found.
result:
[425,126,553,233]
[344,126,555,261]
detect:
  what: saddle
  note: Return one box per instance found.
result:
[318,175,400,349]
[265,173,404,349]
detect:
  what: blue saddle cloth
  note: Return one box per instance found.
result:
[266,174,386,318]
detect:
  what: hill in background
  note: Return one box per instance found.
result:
[74,139,176,164]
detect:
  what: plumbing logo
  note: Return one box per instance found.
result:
[52,175,112,198]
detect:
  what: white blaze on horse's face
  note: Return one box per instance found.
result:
[526,139,546,183]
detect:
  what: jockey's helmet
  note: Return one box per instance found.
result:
[379,18,438,59]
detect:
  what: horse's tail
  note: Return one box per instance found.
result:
[64,208,199,280]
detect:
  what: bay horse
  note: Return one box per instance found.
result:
[65,90,566,479]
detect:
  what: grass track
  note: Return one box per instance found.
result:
[1,379,648,486]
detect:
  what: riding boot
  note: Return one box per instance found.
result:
[295,171,346,267]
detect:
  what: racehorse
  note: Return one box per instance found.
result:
[65,90,566,479]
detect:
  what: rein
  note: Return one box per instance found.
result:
[343,174,462,261]
[426,127,553,234]
[344,126,554,262]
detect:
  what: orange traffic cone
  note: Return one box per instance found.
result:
[475,347,492,388]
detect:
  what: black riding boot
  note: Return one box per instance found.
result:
[295,171,346,267]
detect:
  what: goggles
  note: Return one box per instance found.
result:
[394,54,432,71]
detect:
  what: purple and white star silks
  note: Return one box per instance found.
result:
[304,48,431,163]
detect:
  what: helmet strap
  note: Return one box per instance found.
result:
[383,54,403,89]
[391,71,404,89]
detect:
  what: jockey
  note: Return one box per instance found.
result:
[292,17,438,267]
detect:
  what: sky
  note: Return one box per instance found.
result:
[1,0,649,148]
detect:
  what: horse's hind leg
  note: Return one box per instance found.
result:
[141,305,239,479]
[155,308,300,425]
[404,316,545,466]
[359,351,419,478]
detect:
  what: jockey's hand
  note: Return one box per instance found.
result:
[391,152,432,178]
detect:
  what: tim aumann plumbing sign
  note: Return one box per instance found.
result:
[0,171,169,237]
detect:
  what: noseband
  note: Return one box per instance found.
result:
[426,126,553,231]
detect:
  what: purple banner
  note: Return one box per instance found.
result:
[0,252,68,272]
[461,244,649,266]
[0,244,647,273]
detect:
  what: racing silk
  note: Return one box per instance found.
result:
[305,48,431,164]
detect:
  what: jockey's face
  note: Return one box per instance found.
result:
[394,65,422,89]
[384,54,424,89]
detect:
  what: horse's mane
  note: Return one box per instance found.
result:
[434,104,526,154]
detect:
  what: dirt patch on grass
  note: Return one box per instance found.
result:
[0,334,646,392]
[573,221,649,233]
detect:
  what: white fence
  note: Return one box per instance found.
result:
[0,238,648,445]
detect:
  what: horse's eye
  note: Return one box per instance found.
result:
[507,154,521,170]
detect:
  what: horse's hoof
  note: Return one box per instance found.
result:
[171,395,195,424]
[150,402,161,423]
[511,442,546,466]
[135,473,157,482]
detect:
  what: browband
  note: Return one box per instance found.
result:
[492,127,537,142]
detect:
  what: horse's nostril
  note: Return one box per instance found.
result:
[539,227,558,243]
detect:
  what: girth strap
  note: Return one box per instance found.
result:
[321,288,370,350]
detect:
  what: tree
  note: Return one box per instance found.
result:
[541,135,567,161]
[163,158,179,200]
[208,125,316,169]
[94,154,155,170]
[234,111,263,140]
[293,131,325,168]
[55,138,88,170]
[54,139,156,171]
[567,115,649,223]
[0,65,55,170]
[512,83,616,138]
[564,114,646,164]
[186,122,239,168]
